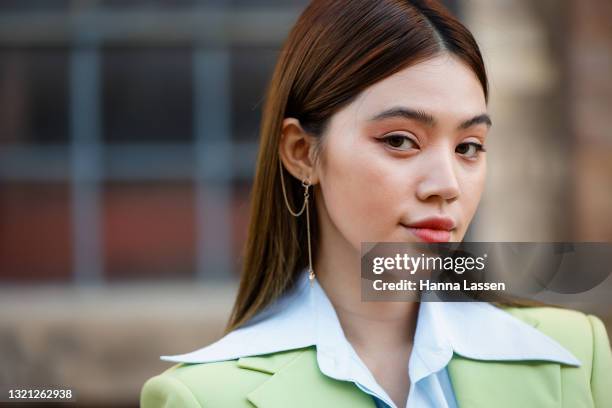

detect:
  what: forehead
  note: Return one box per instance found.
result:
[347,54,487,122]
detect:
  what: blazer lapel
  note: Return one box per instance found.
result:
[239,347,376,408]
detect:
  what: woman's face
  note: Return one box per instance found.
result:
[314,53,490,249]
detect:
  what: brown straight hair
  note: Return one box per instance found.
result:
[225,0,491,334]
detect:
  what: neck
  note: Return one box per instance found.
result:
[314,237,419,351]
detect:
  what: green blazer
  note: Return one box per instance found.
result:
[141,307,612,407]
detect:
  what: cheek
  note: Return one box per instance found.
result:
[457,160,487,227]
[320,146,401,248]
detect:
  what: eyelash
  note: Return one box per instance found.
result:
[380,134,486,158]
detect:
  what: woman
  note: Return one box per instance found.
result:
[141,0,612,407]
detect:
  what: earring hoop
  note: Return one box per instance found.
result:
[278,157,315,285]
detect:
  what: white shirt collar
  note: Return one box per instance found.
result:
[161,267,581,404]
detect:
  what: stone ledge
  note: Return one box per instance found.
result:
[0,283,237,405]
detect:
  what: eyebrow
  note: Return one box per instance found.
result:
[367,106,492,130]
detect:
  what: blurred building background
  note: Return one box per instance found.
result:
[0,0,610,406]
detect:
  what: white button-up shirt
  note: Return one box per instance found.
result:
[161,267,581,408]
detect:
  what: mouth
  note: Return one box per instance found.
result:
[402,225,452,243]
[400,216,456,243]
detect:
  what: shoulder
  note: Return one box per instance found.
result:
[140,348,311,408]
[501,305,612,402]
[503,304,602,332]
[140,360,258,408]
[502,305,609,343]
[502,305,610,353]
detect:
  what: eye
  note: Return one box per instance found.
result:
[456,142,486,158]
[380,134,419,151]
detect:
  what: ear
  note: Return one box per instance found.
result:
[278,117,320,185]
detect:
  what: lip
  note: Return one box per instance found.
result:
[402,216,456,243]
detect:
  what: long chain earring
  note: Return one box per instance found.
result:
[279,157,315,286]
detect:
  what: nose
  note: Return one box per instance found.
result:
[415,147,461,202]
